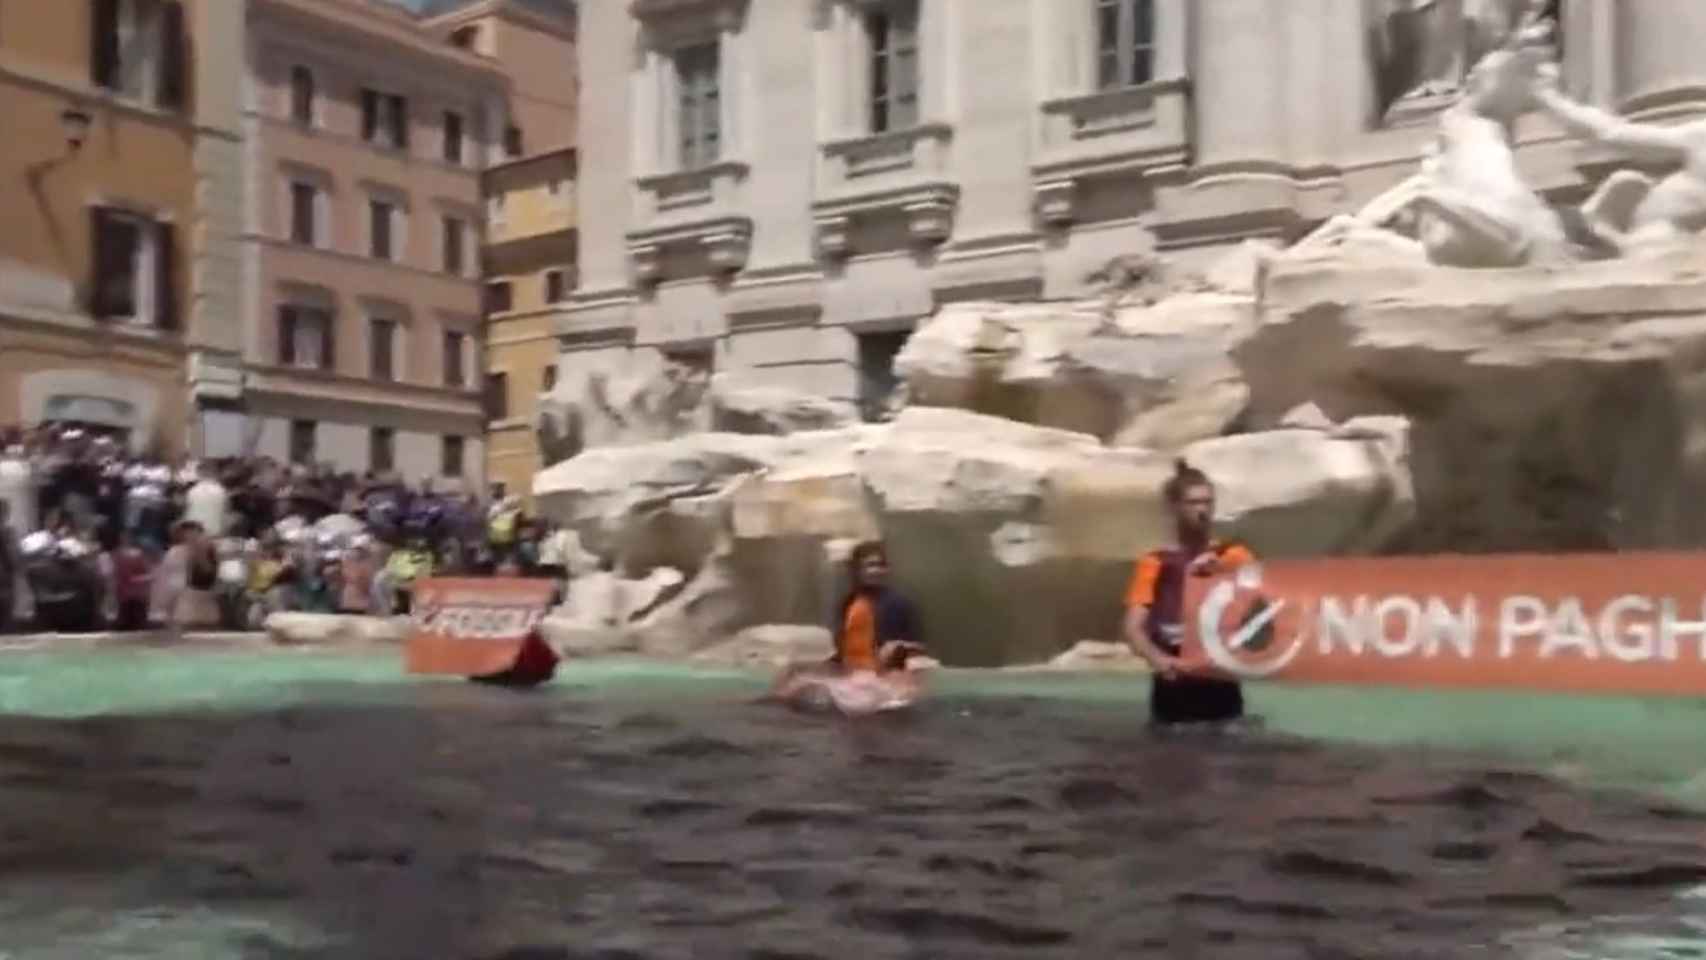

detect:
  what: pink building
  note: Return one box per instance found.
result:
[242,0,510,486]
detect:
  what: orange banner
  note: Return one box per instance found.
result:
[404,577,558,677]
[1177,552,1706,697]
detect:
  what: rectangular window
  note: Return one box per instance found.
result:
[542,363,558,392]
[443,110,464,164]
[504,125,524,158]
[91,0,184,110]
[485,371,509,422]
[290,65,315,126]
[361,89,409,149]
[90,207,174,329]
[369,317,397,381]
[369,427,395,474]
[289,181,317,245]
[1095,0,1155,91]
[866,2,920,134]
[442,216,465,275]
[369,199,395,260]
[544,269,565,304]
[443,330,467,387]
[289,420,317,466]
[276,304,334,371]
[485,281,513,315]
[674,42,721,170]
[441,435,465,478]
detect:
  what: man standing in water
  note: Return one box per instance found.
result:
[1123,460,1255,727]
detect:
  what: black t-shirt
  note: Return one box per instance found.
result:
[187,545,218,591]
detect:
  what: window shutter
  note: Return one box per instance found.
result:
[361,89,379,141]
[321,310,336,372]
[91,0,119,90]
[390,95,409,150]
[278,306,297,366]
[89,207,118,318]
[154,220,177,330]
[159,0,187,111]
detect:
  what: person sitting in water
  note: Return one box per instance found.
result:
[829,540,924,673]
[768,541,926,712]
[1123,459,1255,728]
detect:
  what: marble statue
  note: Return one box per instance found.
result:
[1300,36,1570,268]
[1532,63,1706,256]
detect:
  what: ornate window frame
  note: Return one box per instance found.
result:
[1028,0,1191,227]
[626,0,754,285]
[810,0,959,259]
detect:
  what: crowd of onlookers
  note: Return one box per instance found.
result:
[0,423,573,634]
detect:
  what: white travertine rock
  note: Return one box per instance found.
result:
[535,353,711,465]
[1241,245,1706,550]
[1279,402,1336,431]
[1018,639,1147,673]
[263,613,407,647]
[895,297,1253,450]
[533,432,786,573]
[535,361,860,467]
[708,375,859,436]
[856,408,1172,666]
[691,624,836,668]
[529,404,1416,665]
[1183,423,1416,557]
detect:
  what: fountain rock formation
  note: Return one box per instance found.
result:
[529,24,1706,666]
[534,405,1412,666]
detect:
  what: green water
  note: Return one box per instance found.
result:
[3,647,1704,804]
[3,647,1706,958]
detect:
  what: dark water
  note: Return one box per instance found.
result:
[2,685,1705,959]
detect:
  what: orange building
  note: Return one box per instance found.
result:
[424,0,577,501]
[240,0,511,485]
[0,0,243,456]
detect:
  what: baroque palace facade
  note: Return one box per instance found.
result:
[560,0,1706,419]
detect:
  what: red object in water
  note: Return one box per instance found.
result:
[468,630,560,688]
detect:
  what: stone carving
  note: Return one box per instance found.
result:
[534,407,1413,666]
[1532,63,1706,256]
[1367,0,1557,125]
[1302,24,1568,268]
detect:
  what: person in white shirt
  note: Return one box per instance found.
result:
[0,444,35,544]
[182,462,229,541]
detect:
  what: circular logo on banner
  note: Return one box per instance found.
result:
[1195,563,1307,680]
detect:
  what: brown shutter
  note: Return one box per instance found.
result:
[91,0,119,90]
[321,309,336,372]
[390,95,409,150]
[361,89,379,141]
[89,207,118,318]
[153,220,177,329]
[159,0,186,111]
[277,306,296,366]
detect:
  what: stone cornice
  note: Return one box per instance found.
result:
[629,0,748,21]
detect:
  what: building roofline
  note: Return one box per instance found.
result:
[482,145,578,177]
[252,0,512,79]
[422,0,576,42]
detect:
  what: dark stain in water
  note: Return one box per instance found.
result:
[0,685,1701,959]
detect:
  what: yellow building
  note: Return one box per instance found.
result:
[479,147,577,501]
[0,0,244,457]
[424,0,577,502]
